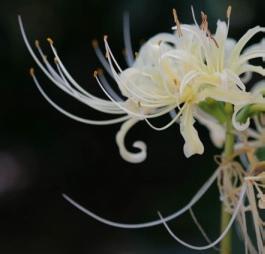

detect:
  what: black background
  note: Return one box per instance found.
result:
[0,0,264,253]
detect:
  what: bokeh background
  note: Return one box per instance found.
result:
[0,0,264,253]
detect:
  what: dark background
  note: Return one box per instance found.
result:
[0,0,264,253]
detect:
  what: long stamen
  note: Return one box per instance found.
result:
[96,70,123,102]
[62,169,219,229]
[30,68,129,125]
[145,103,185,131]
[189,208,219,251]
[158,184,247,250]
[92,39,113,77]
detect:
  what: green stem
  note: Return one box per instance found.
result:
[236,103,265,124]
[220,103,234,254]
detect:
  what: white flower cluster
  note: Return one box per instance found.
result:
[19,6,265,254]
[18,8,265,163]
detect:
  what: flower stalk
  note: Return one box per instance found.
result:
[220,103,234,254]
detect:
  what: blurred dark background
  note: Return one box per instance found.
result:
[0,0,264,253]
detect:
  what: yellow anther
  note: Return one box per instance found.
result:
[47,37,54,45]
[35,40,40,48]
[54,57,59,64]
[227,5,232,19]
[93,70,98,78]
[29,67,35,77]
[97,68,103,75]
[172,8,182,37]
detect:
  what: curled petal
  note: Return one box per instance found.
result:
[232,105,250,131]
[180,105,204,157]
[116,118,147,163]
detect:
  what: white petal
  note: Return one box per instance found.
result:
[197,86,262,106]
[180,105,204,157]
[214,20,228,46]
[116,118,147,163]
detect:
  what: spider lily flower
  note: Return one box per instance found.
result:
[19,7,265,160]
[18,8,265,253]
[166,7,265,131]
[102,7,265,157]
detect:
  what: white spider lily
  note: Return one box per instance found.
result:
[19,7,265,160]
[164,9,265,148]
[102,9,265,157]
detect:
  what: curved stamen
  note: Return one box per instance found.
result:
[92,39,113,77]
[189,208,219,251]
[31,69,129,125]
[62,168,219,229]
[97,71,123,102]
[145,103,185,131]
[158,184,247,250]
[19,16,124,115]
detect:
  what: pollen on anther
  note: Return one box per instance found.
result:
[172,8,182,37]
[35,40,40,48]
[54,57,59,64]
[47,37,54,45]
[227,5,232,19]
[29,68,35,77]
[93,70,98,78]
[97,68,104,76]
